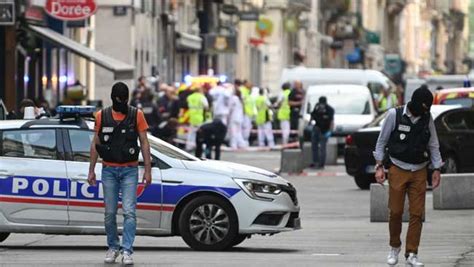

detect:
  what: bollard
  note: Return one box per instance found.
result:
[433,173,474,210]
[280,149,304,174]
[370,183,425,222]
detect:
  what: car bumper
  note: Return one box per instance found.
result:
[230,191,301,234]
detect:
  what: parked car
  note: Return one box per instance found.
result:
[299,85,378,152]
[0,106,300,250]
[434,87,474,108]
[344,105,474,189]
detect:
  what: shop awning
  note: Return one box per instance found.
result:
[176,32,202,51]
[28,25,135,80]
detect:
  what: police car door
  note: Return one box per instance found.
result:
[0,128,69,225]
[63,129,161,229]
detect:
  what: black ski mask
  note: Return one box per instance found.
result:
[111,82,129,114]
[408,85,433,117]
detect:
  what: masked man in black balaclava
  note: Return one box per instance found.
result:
[88,82,152,265]
[373,85,442,266]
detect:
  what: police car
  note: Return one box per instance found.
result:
[0,106,300,250]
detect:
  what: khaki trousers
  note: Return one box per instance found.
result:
[388,165,427,257]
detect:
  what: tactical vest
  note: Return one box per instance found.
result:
[96,106,140,163]
[277,89,291,121]
[387,106,431,164]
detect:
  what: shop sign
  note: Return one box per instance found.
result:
[203,34,237,54]
[45,0,97,21]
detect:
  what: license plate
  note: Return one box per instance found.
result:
[293,218,302,229]
[366,165,375,173]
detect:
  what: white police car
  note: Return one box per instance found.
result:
[0,106,300,250]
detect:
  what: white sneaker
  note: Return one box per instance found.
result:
[387,246,401,265]
[122,251,134,265]
[406,253,424,266]
[104,249,120,263]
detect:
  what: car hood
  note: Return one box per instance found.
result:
[333,114,375,133]
[182,160,289,185]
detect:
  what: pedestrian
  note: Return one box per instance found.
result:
[275,82,292,145]
[310,96,334,169]
[228,87,247,149]
[133,76,147,95]
[239,80,256,146]
[87,82,152,265]
[130,89,143,108]
[157,86,179,121]
[255,88,275,147]
[195,118,227,160]
[139,89,161,136]
[186,86,209,151]
[209,81,232,125]
[378,88,398,113]
[374,85,442,266]
[289,80,305,131]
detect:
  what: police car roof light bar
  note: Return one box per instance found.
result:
[56,105,95,121]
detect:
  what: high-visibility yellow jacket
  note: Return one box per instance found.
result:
[277,89,291,121]
[255,95,269,126]
[187,92,206,126]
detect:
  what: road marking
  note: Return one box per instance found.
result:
[311,253,343,256]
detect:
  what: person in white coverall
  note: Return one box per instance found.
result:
[209,82,232,125]
[228,88,247,149]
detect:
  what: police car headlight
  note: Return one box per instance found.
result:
[233,178,282,201]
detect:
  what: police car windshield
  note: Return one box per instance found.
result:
[147,135,198,161]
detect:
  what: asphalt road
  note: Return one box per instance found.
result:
[0,150,473,266]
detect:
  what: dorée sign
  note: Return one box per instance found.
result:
[45,0,97,21]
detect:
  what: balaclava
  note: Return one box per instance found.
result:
[408,85,433,117]
[318,96,327,108]
[111,82,129,114]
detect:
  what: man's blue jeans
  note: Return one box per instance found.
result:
[311,126,328,167]
[102,166,138,254]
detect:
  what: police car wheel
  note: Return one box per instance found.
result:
[0,232,10,243]
[179,195,238,251]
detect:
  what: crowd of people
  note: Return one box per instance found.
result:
[129,76,308,159]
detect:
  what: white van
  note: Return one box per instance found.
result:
[280,67,395,99]
[299,84,378,146]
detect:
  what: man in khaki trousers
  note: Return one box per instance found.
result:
[373,86,442,266]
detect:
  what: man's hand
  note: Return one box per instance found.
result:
[375,167,386,184]
[87,171,97,186]
[432,170,441,189]
[142,171,152,188]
